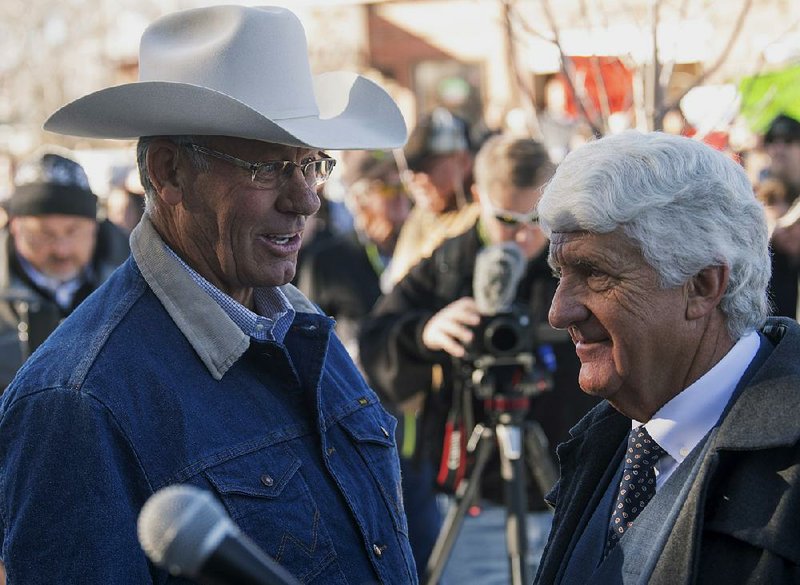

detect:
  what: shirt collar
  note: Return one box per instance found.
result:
[637,330,760,464]
[130,215,315,380]
[164,246,294,343]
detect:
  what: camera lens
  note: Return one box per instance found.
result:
[484,316,524,355]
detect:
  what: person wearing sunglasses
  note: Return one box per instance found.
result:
[0,6,417,585]
[359,135,597,566]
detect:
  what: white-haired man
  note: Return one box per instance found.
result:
[0,6,416,584]
[534,131,800,584]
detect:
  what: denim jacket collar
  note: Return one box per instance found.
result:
[130,215,317,380]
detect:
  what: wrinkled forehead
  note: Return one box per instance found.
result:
[548,229,641,267]
[548,231,589,263]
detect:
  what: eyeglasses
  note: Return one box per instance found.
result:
[486,201,539,228]
[187,143,336,189]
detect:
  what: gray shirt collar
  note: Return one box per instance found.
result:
[130,215,317,380]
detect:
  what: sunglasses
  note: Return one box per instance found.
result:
[486,201,539,227]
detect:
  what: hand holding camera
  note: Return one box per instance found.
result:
[421,296,481,358]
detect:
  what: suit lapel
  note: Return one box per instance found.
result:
[538,403,630,584]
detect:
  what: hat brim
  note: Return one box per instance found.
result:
[44,72,408,151]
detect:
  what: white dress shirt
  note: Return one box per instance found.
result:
[635,330,760,488]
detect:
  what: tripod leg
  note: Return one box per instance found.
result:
[424,425,494,585]
[523,421,558,496]
[496,423,529,585]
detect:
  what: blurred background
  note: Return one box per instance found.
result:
[1,0,798,201]
[2,2,799,581]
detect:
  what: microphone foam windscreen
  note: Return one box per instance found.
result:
[138,484,229,574]
[473,242,526,315]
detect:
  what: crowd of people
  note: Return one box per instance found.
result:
[0,4,798,585]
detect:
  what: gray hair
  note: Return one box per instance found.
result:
[537,130,771,340]
[136,135,209,216]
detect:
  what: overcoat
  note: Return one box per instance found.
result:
[535,317,800,584]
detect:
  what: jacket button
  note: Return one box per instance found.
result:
[327,447,336,456]
[260,474,274,487]
[372,543,386,558]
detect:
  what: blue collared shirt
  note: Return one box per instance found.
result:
[165,245,294,343]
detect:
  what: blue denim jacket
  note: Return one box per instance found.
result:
[0,217,417,584]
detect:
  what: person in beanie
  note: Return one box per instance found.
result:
[0,151,129,389]
[763,113,800,201]
[762,113,800,318]
[0,5,415,585]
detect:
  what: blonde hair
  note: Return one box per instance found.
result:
[473,135,554,193]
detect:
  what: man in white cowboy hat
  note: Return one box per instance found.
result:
[0,6,416,585]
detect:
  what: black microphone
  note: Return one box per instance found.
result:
[137,484,301,585]
[473,242,526,315]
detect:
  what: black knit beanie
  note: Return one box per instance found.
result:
[765,114,800,145]
[8,153,97,219]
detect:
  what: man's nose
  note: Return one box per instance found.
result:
[548,278,586,330]
[278,175,321,217]
[49,237,75,257]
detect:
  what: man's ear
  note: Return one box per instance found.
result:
[146,140,184,206]
[686,265,729,320]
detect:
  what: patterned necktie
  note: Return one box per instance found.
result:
[606,425,666,553]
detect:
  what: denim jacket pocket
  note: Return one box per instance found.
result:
[339,405,409,535]
[203,442,337,583]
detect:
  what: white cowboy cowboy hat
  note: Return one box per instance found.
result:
[44,5,407,150]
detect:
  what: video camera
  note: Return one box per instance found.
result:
[460,243,555,403]
[460,305,547,398]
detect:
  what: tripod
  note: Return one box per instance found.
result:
[423,356,558,585]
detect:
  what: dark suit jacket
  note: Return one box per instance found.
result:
[535,317,800,585]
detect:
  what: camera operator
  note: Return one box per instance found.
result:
[359,135,598,519]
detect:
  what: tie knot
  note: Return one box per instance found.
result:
[624,426,665,470]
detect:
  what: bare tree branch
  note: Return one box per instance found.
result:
[500,0,544,139]
[660,0,753,117]
[538,0,604,136]
[582,2,612,133]
[657,0,691,90]
[650,0,664,130]
[590,56,612,130]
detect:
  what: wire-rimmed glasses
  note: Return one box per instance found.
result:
[187,143,336,189]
